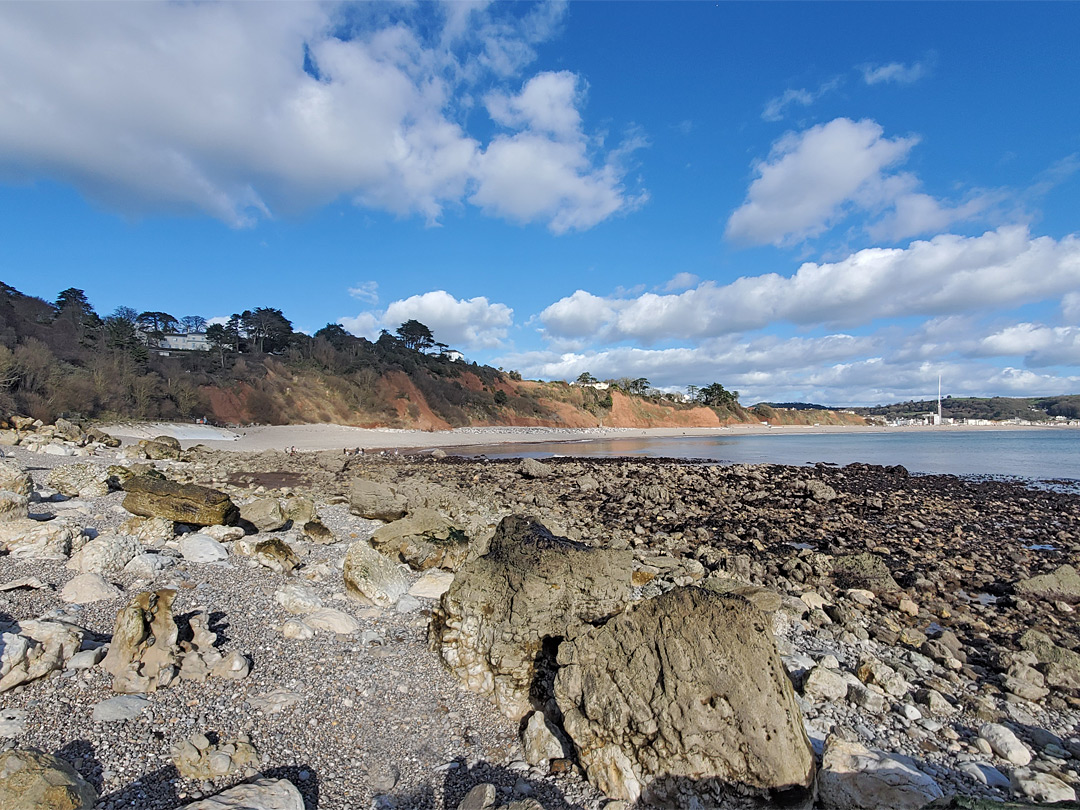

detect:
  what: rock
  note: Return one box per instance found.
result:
[958,762,1010,790]
[53,418,85,443]
[978,723,1031,766]
[1018,629,1080,679]
[432,514,632,721]
[519,458,552,479]
[831,553,900,593]
[281,620,314,640]
[171,732,258,780]
[60,573,121,604]
[1010,768,1076,803]
[274,584,323,615]
[1015,564,1080,603]
[239,498,287,532]
[458,783,497,810]
[0,518,87,560]
[119,515,176,544]
[847,682,887,714]
[253,538,299,574]
[522,711,565,766]
[211,650,251,681]
[857,657,910,698]
[914,688,956,715]
[409,569,455,599]
[124,553,176,578]
[0,708,26,736]
[301,519,334,544]
[0,747,97,810]
[282,497,315,526]
[122,476,238,526]
[349,479,407,521]
[304,607,360,635]
[201,524,246,542]
[46,464,110,498]
[247,690,305,715]
[0,462,33,496]
[342,539,409,608]
[555,587,815,805]
[139,439,180,460]
[101,589,180,693]
[176,777,304,810]
[179,534,229,563]
[67,534,141,574]
[92,695,149,723]
[0,491,28,522]
[0,618,85,692]
[818,734,944,810]
[804,665,850,702]
[806,479,837,502]
[371,508,470,571]
[86,427,120,447]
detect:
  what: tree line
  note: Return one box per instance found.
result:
[575,372,740,407]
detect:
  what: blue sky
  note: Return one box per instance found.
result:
[1,1,1078,406]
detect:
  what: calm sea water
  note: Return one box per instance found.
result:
[462,429,1080,482]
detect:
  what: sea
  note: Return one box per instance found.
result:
[462,429,1080,484]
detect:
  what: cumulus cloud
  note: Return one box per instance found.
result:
[340,289,513,349]
[540,226,1080,343]
[726,117,1000,246]
[1064,292,1080,320]
[725,118,919,245]
[860,60,931,86]
[975,324,1080,367]
[663,272,699,292]
[0,2,641,233]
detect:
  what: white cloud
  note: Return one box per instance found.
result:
[860,60,930,86]
[341,290,513,349]
[348,281,379,304]
[1063,292,1080,320]
[540,226,1080,343]
[867,191,1000,242]
[0,2,640,233]
[663,272,699,292]
[975,324,1080,367]
[761,78,840,122]
[725,118,919,246]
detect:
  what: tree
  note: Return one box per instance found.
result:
[136,311,180,345]
[686,384,699,402]
[314,323,353,350]
[180,314,207,334]
[577,371,599,385]
[699,382,739,407]
[238,308,293,354]
[111,306,139,324]
[395,319,435,352]
[205,323,231,368]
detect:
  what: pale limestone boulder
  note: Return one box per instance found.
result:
[979,723,1032,766]
[61,573,121,604]
[101,589,180,693]
[304,607,360,635]
[349,479,407,521]
[522,711,566,766]
[0,462,32,496]
[0,518,87,560]
[371,508,470,571]
[170,733,258,781]
[818,735,943,810]
[179,534,229,563]
[239,498,287,532]
[0,491,28,522]
[46,463,110,498]
[119,515,175,544]
[555,587,814,805]
[177,777,303,810]
[0,748,97,810]
[0,619,85,692]
[431,515,632,721]
[1010,768,1077,803]
[124,553,176,579]
[343,539,408,608]
[67,534,141,574]
[274,584,323,615]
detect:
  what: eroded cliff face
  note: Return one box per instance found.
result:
[200,372,864,430]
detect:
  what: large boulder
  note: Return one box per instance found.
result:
[371,508,470,571]
[0,748,97,810]
[0,462,32,496]
[818,734,943,810]
[239,498,287,532]
[0,491,28,522]
[122,476,238,526]
[554,587,815,805]
[67,534,141,574]
[46,463,111,498]
[430,515,633,721]
[0,518,87,560]
[1015,564,1080,603]
[177,777,303,810]
[101,589,181,693]
[349,479,408,521]
[0,618,86,692]
[831,553,900,593]
[342,539,409,608]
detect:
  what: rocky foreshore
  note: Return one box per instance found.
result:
[0,417,1079,809]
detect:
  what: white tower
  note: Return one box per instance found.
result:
[938,374,942,423]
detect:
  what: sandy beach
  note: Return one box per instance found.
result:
[101,420,1075,454]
